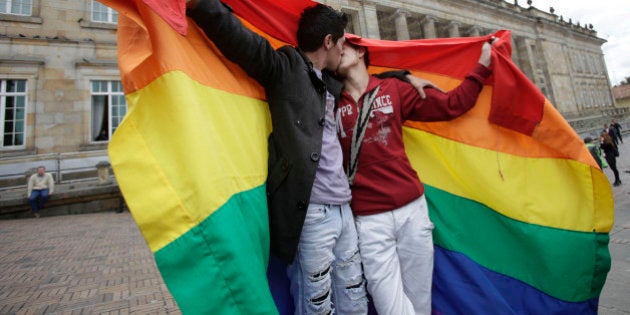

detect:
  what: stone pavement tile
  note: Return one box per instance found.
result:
[0,294,28,314]
[0,212,181,314]
[92,299,130,314]
[15,295,60,315]
[597,139,630,315]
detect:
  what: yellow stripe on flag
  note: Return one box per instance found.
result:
[404,128,614,233]
[111,71,272,252]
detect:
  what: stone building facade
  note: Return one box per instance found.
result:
[613,84,630,109]
[0,0,622,187]
[321,0,621,135]
[0,0,119,185]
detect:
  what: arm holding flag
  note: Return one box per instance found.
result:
[187,0,285,87]
[402,38,494,121]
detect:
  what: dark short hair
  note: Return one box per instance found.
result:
[347,41,370,67]
[297,4,348,52]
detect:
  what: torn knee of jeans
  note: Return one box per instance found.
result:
[346,279,363,290]
[310,288,330,306]
[344,278,367,302]
[337,250,361,268]
[308,265,331,282]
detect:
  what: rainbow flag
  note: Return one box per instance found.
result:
[101,0,613,314]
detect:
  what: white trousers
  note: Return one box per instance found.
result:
[355,195,434,315]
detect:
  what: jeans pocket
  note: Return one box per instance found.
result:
[304,205,327,226]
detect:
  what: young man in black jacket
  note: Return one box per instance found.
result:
[187,1,434,313]
[187,1,366,313]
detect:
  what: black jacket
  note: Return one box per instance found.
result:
[189,0,344,263]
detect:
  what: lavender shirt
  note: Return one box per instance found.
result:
[309,68,352,205]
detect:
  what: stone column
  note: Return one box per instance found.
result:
[394,9,410,41]
[362,2,381,39]
[467,25,481,37]
[446,21,460,38]
[421,15,437,39]
[514,36,535,80]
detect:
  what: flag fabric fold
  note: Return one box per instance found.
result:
[141,0,187,35]
[100,0,612,314]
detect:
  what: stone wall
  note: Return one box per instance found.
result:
[0,1,117,157]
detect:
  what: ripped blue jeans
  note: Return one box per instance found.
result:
[287,203,368,315]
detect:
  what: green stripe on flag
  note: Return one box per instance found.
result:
[425,185,610,303]
[155,184,278,315]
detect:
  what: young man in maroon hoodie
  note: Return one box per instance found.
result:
[335,36,495,314]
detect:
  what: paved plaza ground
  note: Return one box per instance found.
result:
[599,137,630,315]
[1,141,630,314]
[0,212,180,315]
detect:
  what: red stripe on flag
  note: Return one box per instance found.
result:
[142,0,187,35]
[224,0,309,45]
[489,30,544,135]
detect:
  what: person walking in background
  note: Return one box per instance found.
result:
[604,124,620,147]
[585,137,606,169]
[611,119,623,144]
[27,166,54,218]
[600,132,621,186]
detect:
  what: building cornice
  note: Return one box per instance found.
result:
[0,57,45,66]
[75,59,118,68]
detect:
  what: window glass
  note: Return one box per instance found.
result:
[91,80,127,142]
[91,1,117,24]
[1,79,27,148]
[0,0,32,16]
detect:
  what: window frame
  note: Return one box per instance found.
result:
[79,0,117,30]
[0,79,28,150]
[90,80,127,143]
[90,0,117,24]
[0,0,41,23]
[0,0,32,16]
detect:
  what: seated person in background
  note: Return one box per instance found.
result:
[27,166,55,218]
